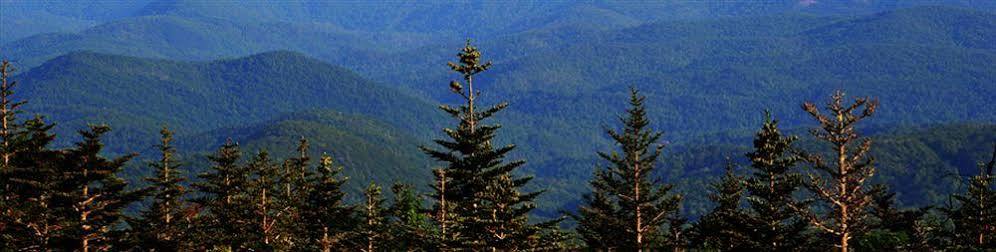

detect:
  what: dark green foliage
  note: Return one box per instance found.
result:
[6,6,996,219]
[572,88,683,250]
[128,127,191,250]
[692,163,749,250]
[940,144,996,250]
[190,140,252,249]
[741,112,811,250]
[244,150,284,249]
[420,41,561,250]
[14,51,443,155]
[356,182,388,251]
[297,153,355,251]
[854,184,932,251]
[184,110,431,196]
[279,138,312,248]
[388,183,433,250]
[49,125,146,251]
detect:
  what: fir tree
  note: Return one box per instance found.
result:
[50,125,146,251]
[941,143,996,249]
[357,182,388,252]
[130,127,191,250]
[855,184,931,251]
[428,167,459,248]
[192,140,252,249]
[1,116,59,249]
[389,182,433,251]
[572,88,683,251]
[692,162,749,250]
[298,153,355,251]
[246,150,286,249]
[420,40,560,250]
[0,59,54,248]
[742,111,810,250]
[280,137,312,247]
[795,90,879,252]
[0,59,24,171]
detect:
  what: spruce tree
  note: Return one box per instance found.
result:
[420,40,561,250]
[0,60,57,248]
[692,162,749,250]
[298,153,355,251]
[192,140,252,249]
[796,90,879,252]
[246,150,286,249]
[856,184,931,250]
[428,167,459,248]
[50,125,146,251]
[941,143,995,249]
[130,127,191,250]
[742,111,810,250]
[389,182,433,251]
[357,182,388,252]
[280,138,312,247]
[572,88,684,251]
[1,116,59,249]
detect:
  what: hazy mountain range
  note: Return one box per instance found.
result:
[2,0,994,216]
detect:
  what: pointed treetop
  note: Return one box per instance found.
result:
[447,39,492,77]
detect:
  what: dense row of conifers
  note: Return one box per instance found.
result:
[1,44,993,251]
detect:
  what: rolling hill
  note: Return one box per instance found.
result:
[175,110,432,197]
[14,51,444,154]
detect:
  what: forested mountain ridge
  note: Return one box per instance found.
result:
[11,44,995,217]
[1,1,995,249]
[14,51,444,154]
[175,110,431,197]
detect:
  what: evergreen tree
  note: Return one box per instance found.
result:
[1,116,59,249]
[298,153,355,251]
[130,127,192,250]
[420,40,561,250]
[357,182,388,252]
[941,143,996,249]
[280,138,312,247]
[389,182,433,251]
[50,125,146,251]
[692,162,749,250]
[742,111,810,250]
[0,59,24,171]
[572,88,684,251]
[427,167,459,248]
[246,150,286,250]
[0,59,57,248]
[855,184,932,251]
[796,90,879,252]
[192,140,252,249]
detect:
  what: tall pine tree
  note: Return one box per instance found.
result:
[389,182,433,251]
[280,137,312,247]
[941,143,996,249]
[246,150,286,249]
[692,162,749,250]
[298,153,355,251]
[357,182,388,252]
[742,111,810,250]
[420,40,560,250]
[50,125,146,251]
[0,60,59,248]
[192,140,252,249]
[572,88,684,251]
[130,127,192,250]
[796,90,879,252]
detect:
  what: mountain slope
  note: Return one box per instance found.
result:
[16,51,443,154]
[177,110,431,196]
